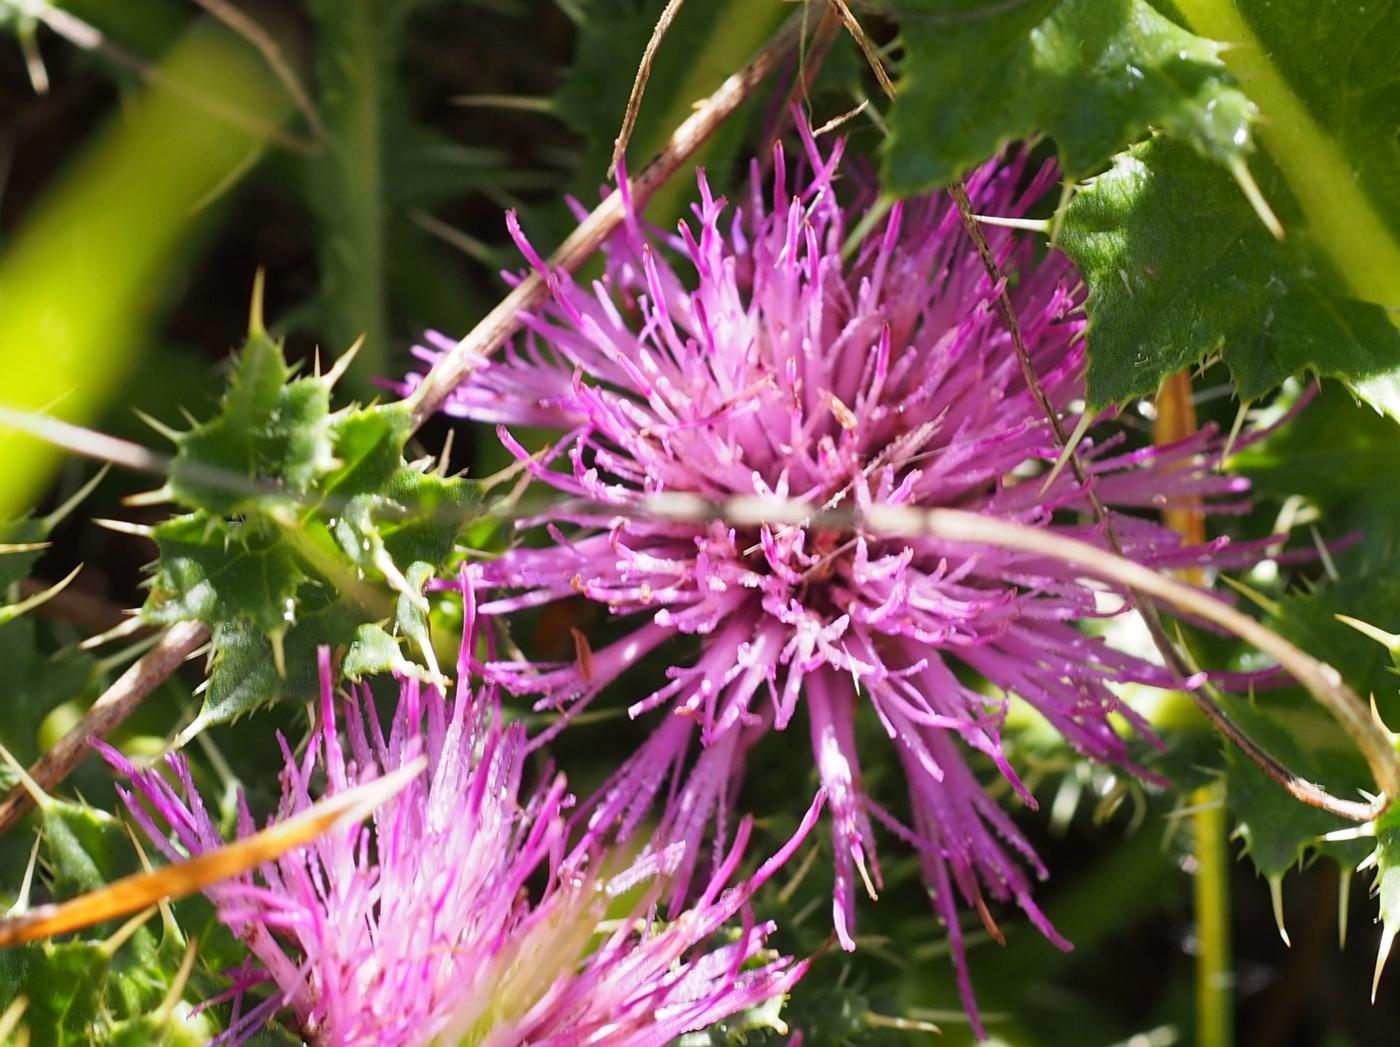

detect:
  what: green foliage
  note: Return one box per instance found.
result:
[0,507,103,792]
[6,0,1400,1042]
[1059,138,1400,410]
[1055,0,1400,412]
[0,617,99,791]
[1235,382,1400,568]
[0,22,293,519]
[881,0,1254,192]
[0,792,211,1046]
[884,0,1400,415]
[1216,566,1400,991]
[169,328,334,512]
[144,321,477,732]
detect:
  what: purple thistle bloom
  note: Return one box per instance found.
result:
[100,574,819,1047]
[406,131,1264,1030]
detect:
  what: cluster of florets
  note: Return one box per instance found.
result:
[406,131,1255,1027]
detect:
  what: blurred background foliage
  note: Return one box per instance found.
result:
[0,2,1398,1045]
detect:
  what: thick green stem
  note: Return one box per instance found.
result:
[1193,780,1233,1047]
[310,0,389,392]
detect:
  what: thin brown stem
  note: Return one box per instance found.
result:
[405,10,808,432]
[0,620,209,836]
[608,0,688,180]
[944,182,1389,821]
[188,0,325,140]
[830,0,894,98]
[0,755,424,945]
[630,491,1399,822]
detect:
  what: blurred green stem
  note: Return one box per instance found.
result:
[0,23,290,518]
[309,0,389,392]
[1193,779,1233,1047]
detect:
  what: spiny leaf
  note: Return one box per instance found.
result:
[1367,802,1400,1000]
[145,339,478,730]
[1222,566,1400,883]
[0,941,112,1047]
[322,402,414,500]
[1059,137,1400,411]
[146,513,305,637]
[196,600,355,731]
[340,623,410,681]
[169,328,334,513]
[0,799,199,1045]
[40,799,139,899]
[881,0,1254,193]
[0,617,99,788]
[1055,0,1400,414]
[378,468,477,568]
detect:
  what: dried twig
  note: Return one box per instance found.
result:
[0,620,209,836]
[405,10,808,431]
[0,756,424,945]
[945,182,1389,821]
[829,0,894,97]
[609,0,688,180]
[632,493,1400,822]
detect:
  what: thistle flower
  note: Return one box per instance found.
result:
[407,131,1259,1029]
[100,574,818,1047]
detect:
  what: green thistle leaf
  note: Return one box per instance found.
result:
[147,514,305,637]
[1060,137,1400,411]
[170,329,333,513]
[1218,566,1400,952]
[882,0,1254,192]
[1056,0,1400,413]
[144,324,478,732]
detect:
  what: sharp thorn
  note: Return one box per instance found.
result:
[1218,574,1283,617]
[132,409,183,444]
[101,905,157,957]
[0,743,51,811]
[0,563,83,625]
[1337,614,1400,655]
[1374,922,1396,1003]
[323,335,365,388]
[94,518,155,538]
[42,464,111,529]
[0,995,29,1041]
[1040,411,1092,496]
[970,213,1051,233]
[248,268,267,338]
[121,486,174,508]
[1222,399,1251,462]
[1229,157,1285,241]
[1339,869,1351,951]
[1269,874,1292,947]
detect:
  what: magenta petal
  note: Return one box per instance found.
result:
[422,133,1268,1027]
